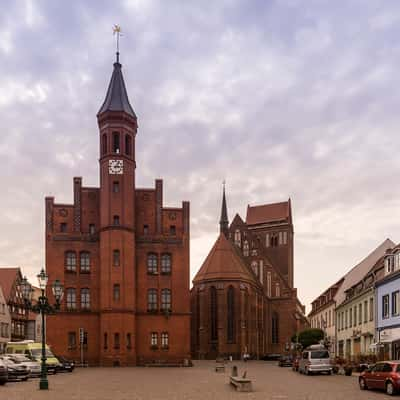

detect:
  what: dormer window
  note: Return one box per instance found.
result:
[385,255,394,275]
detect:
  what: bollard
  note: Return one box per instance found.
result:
[231,365,238,377]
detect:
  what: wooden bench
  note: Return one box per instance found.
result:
[230,376,252,392]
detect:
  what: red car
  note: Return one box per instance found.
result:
[359,361,400,396]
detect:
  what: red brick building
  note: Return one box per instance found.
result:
[45,55,190,366]
[190,188,307,359]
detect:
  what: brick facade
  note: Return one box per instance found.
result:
[191,193,307,359]
[45,58,190,366]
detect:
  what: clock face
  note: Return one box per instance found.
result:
[108,159,124,174]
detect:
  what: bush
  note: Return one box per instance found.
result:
[291,328,324,350]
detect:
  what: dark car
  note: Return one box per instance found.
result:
[0,357,29,381]
[359,361,400,396]
[262,354,281,361]
[278,355,293,367]
[56,356,75,372]
[0,359,8,385]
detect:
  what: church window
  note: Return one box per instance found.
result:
[169,225,176,235]
[81,288,90,310]
[103,333,108,350]
[270,233,278,247]
[143,224,149,235]
[161,332,169,348]
[227,286,235,343]
[243,241,249,257]
[266,233,270,248]
[251,261,258,276]
[113,181,119,193]
[125,134,132,156]
[89,224,95,235]
[80,251,90,272]
[147,253,158,274]
[272,312,279,343]
[114,333,120,349]
[148,289,158,311]
[65,251,77,272]
[102,134,107,155]
[66,288,76,310]
[60,223,67,233]
[279,232,283,245]
[113,284,120,301]
[210,286,218,342]
[113,250,120,266]
[127,333,132,349]
[267,271,272,297]
[275,283,280,297]
[161,254,172,274]
[234,229,241,246]
[161,289,171,311]
[259,260,264,284]
[113,215,120,225]
[283,231,288,245]
[112,132,120,153]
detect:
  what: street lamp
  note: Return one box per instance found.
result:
[20,269,63,390]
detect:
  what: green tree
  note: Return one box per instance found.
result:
[291,328,324,350]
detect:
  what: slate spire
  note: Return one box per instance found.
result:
[97,54,136,118]
[219,182,229,237]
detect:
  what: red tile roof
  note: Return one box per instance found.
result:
[0,267,21,301]
[246,201,290,225]
[193,233,257,285]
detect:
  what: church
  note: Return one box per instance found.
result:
[44,53,191,366]
[190,187,307,359]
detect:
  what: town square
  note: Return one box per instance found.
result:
[2,0,400,398]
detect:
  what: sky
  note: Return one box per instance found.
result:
[1,0,400,311]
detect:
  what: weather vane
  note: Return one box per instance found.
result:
[113,24,122,62]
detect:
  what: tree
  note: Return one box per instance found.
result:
[291,328,324,350]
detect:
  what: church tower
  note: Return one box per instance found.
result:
[219,184,229,238]
[97,53,137,365]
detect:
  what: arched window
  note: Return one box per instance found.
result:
[125,134,132,156]
[251,261,258,276]
[234,229,241,247]
[102,134,107,155]
[161,289,171,311]
[114,333,120,349]
[243,241,249,257]
[227,286,235,343]
[113,284,120,301]
[161,254,171,274]
[66,288,76,310]
[210,286,218,342]
[113,250,120,266]
[65,251,76,272]
[80,252,90,272]
[112,132,120,153]
[267,271,272,297]
[147,289,158,311]
[81,288,90,310]
[147,253,158,274]
[103,333,108,350]
[272,312,279,344]
[161,332,169,348]
[275,283,280,297]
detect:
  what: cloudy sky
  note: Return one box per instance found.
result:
[1,0,400,310]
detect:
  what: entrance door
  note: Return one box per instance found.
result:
[353,338,361,356]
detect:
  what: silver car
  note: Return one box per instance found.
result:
[298,347,332,375]
[7,355,41,377]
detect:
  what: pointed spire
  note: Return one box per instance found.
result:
[219,181,229,237]
[97,58,136,119]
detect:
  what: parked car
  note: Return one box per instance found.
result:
[278,355,293,367]
[359,361,400,396]
[6,340,60,374]
[292,357,300,372]
[0,357,29,381]
[0,359,8,385]
[298,345,332,375]
[262,354,281,361]
[56,356,75,372]
[6,354,41,377]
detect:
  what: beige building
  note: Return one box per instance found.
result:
[0,285,11,352]
[309,239,394,356]
[336,255,384,359]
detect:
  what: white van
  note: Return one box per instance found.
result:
[298,345,332,375]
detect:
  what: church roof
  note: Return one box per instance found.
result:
[98,61,136,118]
[193,233,258,285]
[246,200,290,225]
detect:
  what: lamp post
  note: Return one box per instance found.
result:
[20,269,63,390]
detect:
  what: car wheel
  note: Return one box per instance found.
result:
[0,380,6,386]
[386,381,395,396]
[359,378,368,390]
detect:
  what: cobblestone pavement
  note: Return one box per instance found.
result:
[1,361,388,400]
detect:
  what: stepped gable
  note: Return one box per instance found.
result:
[193,233,258,286]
